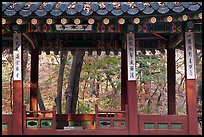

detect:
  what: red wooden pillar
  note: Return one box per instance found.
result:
[121,46,127,111]
[184,31,198,135]
[30,46,39,111]
[13,33,23,134]
[126,33,138,135]
[167,47,176,115]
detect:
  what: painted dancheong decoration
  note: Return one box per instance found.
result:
[185,32,196,79]
[2,2,202,135]
[13,33,22,80]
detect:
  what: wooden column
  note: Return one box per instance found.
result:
[167,47,176,115]
[121,47,127,110]
[126,33,138,135]
[13,33,23,134]
[184,31,198,135]
[30,46,39,111]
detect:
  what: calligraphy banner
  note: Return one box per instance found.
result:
[185,32,196,79]
[13,33,22,80]
[127,33,136,80]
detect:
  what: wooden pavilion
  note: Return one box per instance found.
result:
[2,2,202,135]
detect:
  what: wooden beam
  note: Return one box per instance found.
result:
[30,40,39,112]
[183,32,198,135]
[12,33,23,135]
[22,33,35,49]
[126,33,138,135]
[167,47,176,115]
[186,80,198,134]
[168,34,183,49]
[152,33,168,41]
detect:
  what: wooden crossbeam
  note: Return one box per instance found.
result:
[168,34,183,49]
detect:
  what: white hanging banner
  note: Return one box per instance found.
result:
[13,33,22,80]
[127,33,136,81]
[185,32,196,79]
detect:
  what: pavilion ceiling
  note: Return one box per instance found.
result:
[2,32,202,54]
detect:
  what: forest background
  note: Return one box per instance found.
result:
[2,48,202,134]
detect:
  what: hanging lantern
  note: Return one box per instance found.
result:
[167,16,172,22]
[182,15,188,21]
[74,18,81,25]
[2,18,6,25]
[61,18,67,25]
[46,18,53,24]
[150,17,156,24]
[118,18,125,25]
[31,18,38,25]
[16,18,23,25]
[134,18,140,24]
[88,18,95,24]
[103,18,109,25]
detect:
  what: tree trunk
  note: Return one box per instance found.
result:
[65,49,85,114]
[106,74,117,94]
[56,49,67,114]
[37,87,46,111]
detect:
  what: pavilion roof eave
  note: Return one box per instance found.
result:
[2,2,202,18]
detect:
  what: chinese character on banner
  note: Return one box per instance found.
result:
[185,32,195,79]
[13,33,22,80]
[127,33,136,80]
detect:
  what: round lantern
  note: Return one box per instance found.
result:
[167,16,172,22]
[16,18,23,25]
[74,18,81,25]
[150,17,156,24]
[134,18,140,24]
[182,15,188,21]
[2,18,6,25]
[61,18,67,25]
[88,18,95,24]
[103,18,109,25]
[46,18,53,25]
[118,18,125,25]
[31,18,38,25]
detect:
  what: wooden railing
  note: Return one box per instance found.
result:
[56,114,95,129]
[23,106,56,130]
[138,115,189,135]
[95,104,128,129]
[2,114,13,135]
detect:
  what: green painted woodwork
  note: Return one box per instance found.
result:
[114,120,126,127]
[144,123,155,129]
[57,121,67,126]
[2,20,202,33]
[40,119,52,128]
[68,121,78,126]
[99,120,110,127]
[26,120,38,128]
[158,123,168,129]
[80,121,90,126]
[171,123,182,129]
[2,124,8,131]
